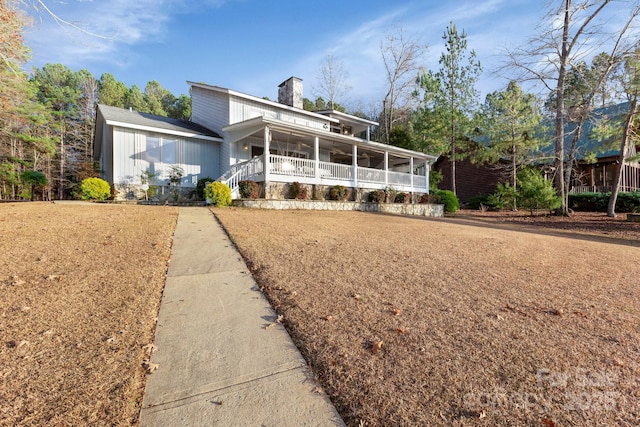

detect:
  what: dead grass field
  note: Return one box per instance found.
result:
[214,208,640,427]
[2,203,639,426]
[0,202,177,426]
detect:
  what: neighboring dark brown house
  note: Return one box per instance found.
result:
[435,102,640,202]
[433,155,503,203]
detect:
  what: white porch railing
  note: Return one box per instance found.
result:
[220,154,429,196]
[357,167,385,184]
[219,157,263,198]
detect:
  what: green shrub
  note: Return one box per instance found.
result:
[368,189,386,203]
[429,170,443,192]
[80,177,111,201]
[204,182,232,207]
[196,177,215,200]
[238,180,260,199]
[465,194,493,210]
[516,168,561,214]
[394,192,410,203]
[488,182,519,210]
[288,181,309,200]
[328,185,350,201]
[434,190,459,213]
[20,170,48,201]
[616,192,640,212]
[568,191,640,213]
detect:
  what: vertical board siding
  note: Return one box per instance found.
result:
[112,126,220,187]
[191,86,230,175]
[229,96,329,131]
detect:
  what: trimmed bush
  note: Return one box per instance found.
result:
[204,182,232,207]
[288,181,309,200]
[196,177,215,200]
[434,189,459,213]
[80,177,111,201]
[328,185,350,201]
[238,180,260,199]
[368,189,386,203]
[418,193,440,204]
[568,191,640,213]
[394,192,410,203]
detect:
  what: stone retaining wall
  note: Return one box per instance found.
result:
[231,199,444,217]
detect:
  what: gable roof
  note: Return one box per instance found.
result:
[96,104,222,140]
[188,81,341,124]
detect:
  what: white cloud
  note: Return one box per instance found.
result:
[23,0,182,70]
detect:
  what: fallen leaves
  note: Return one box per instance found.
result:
[143,343,157,356]
[142,360,159,374]
[263,314,284,329]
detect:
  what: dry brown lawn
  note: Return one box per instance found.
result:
[0,202,177,426]
[213,208,640,427]
[2,203,639,426]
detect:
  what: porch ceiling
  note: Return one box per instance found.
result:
[223,116,437,163]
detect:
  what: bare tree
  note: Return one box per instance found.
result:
[315,54,351,110]
[505,0,640,214]
[380,27,425,144]
[608,51,640,217]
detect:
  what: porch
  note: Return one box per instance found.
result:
[219,117,436,198]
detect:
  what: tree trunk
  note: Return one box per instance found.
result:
[512,142,517,211]
[607,98,637,217]
[554,0,571,215]
[58,121,65,200]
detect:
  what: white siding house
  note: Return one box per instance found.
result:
[188,78,437,199]
[95,77,438,201]
[94,105,222,200]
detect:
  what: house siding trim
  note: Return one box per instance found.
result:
[104,119,223,142]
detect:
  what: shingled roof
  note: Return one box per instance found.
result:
[96,104,221,138]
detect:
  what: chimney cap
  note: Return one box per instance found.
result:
[278,76,303,88]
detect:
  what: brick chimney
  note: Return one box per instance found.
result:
[278,77,303,109]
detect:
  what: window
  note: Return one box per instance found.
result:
[146,136,161,163]
[163,139,176,164]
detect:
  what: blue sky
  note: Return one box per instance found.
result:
[23,0,544,110]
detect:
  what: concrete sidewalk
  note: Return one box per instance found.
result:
[139,207,344,426]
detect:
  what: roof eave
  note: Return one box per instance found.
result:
[223,116,437,161]
[105,119,223,142]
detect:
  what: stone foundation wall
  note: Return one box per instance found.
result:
[113,184,198,202]
[231,199,444,217]
[261,181,427,204]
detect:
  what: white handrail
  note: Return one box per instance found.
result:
[219,157,264,197]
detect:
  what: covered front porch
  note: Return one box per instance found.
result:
[219,116,437,198]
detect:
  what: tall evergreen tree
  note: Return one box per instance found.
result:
[476,81,544,210]
[125,84,148,112]
[415,22,481,195]
[31,63,82,199]
[144,80,170,116]
[98,73,127,107]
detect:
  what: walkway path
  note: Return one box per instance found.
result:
[139,207,344,426]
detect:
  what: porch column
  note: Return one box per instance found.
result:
[409,156,414,191]
[384,151,389,186]
[352,144,358,188]
[264,126,270,181]
[425,161,430,193]
[314,136,320,180]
